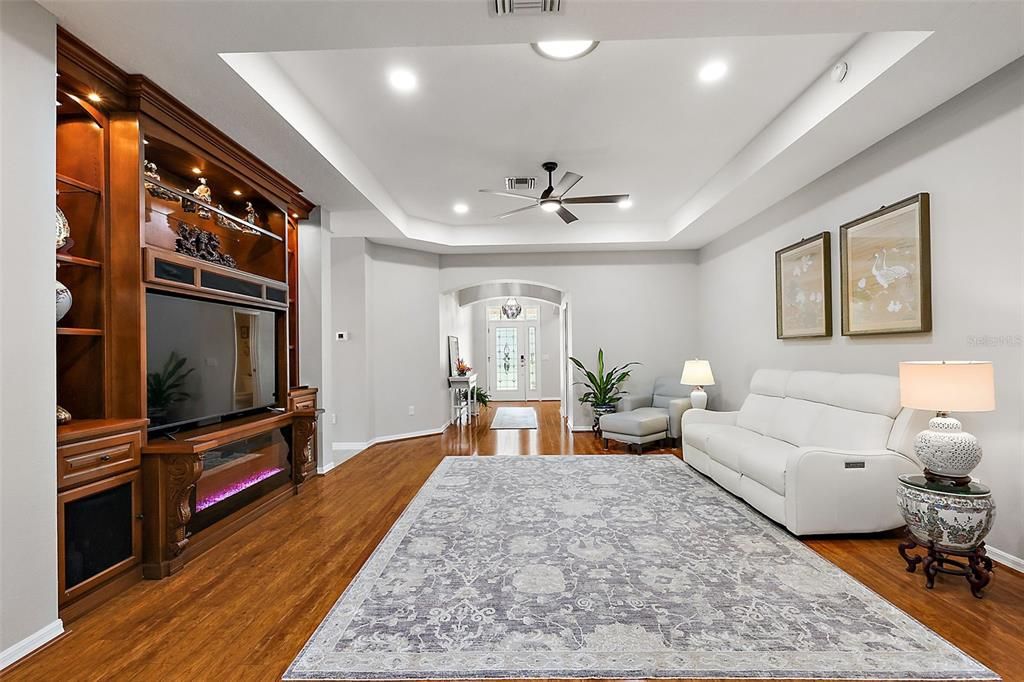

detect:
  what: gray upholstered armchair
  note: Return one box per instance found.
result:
[599,376,692,452]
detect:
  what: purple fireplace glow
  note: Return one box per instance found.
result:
[195,467,286,512]
[188,428,292,534]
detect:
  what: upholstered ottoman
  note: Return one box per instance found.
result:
[599,408,669,454]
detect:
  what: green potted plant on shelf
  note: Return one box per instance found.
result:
[147,351,195,425]
[569,349,639,430]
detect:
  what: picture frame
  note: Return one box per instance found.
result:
[775,231,832,339]
[447,336,460,378]
[840,193,931,336]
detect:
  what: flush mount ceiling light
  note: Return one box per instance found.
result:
[388,67,418,93]
[86,92,102,103]
[698,60,728,83]
[531,40,599,61]
[453,202,469,215]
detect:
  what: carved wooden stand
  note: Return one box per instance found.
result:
[899,534,994,598]
[142,409,317,578]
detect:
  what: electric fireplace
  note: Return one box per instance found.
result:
[188,427,292,534]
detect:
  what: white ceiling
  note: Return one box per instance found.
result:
[270,34,858,226]
[41,1,1024,253]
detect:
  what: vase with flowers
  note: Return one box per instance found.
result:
[454,358,472,376]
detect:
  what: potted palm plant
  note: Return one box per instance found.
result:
[471,386,491,416]
[569,349,639,431]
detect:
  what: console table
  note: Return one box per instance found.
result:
[449,374,477,425]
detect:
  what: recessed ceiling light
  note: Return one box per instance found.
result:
[191,167,202,174]
[453,202,469,215]
[698,60,728,83]
[618,198,633,209]
[291,212,299,218]
[233,190,242,196]
[86,92,102,103]
[388,68,418,93]
[532,40,599,61]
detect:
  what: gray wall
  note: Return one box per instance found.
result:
[439,251,702,427]
[1,0,60,662]
[697,59,1024,560]
[366,242,446,437]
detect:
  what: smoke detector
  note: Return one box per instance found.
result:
[505,176,537,191]
[490,0,562,16]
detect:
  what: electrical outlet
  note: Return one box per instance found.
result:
[408,405,415,416]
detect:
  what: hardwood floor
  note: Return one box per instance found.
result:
[6,401,1022,682]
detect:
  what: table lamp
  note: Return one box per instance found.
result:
[681,359,715,410]
[898,361,995,486]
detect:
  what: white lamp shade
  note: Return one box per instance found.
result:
[899,361,995,412]
[681,359,715,386]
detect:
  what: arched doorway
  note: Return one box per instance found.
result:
[446,280,571,420]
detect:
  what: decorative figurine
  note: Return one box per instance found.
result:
[57,405,72,425]
[142,160,178,201]
[243,201,259,226]
[175,221,236,268]
[56,278,73,322]
[215,203,259,235]
[183,177,213,218]
[56,200,70,249]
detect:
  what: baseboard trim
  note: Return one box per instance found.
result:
[0,619,64,670]
[987,544,1024,574]
[332,441,369,452]
[331,423,450,456]
[316,459,338,476]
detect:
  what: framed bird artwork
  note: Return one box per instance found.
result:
[776,232,832,339]
[839,194,932,335]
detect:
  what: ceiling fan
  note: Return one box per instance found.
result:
[479,161,629,224]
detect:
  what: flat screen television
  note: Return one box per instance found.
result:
[146,292,278,432]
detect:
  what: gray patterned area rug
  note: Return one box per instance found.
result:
[285,455,996,681]
[489,407,539,430]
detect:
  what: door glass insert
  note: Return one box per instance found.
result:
[528,326,537,391]
[495,327,518,390]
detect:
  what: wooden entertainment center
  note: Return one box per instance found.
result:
[55,29,319,620]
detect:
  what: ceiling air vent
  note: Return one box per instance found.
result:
[491,0,562,16]
[505,177,537,191]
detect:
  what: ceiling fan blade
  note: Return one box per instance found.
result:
[478,189,539,201]
[552,171,583,198]
[556,206,579,224]
[562,194,629,205]
[494,205,539,219]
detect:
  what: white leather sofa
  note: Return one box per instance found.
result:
[682,369,927,536]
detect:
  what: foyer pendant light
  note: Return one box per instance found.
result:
[501,297,522,319]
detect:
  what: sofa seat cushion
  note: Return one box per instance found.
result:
[600,408,668,437]
[703,427,768,471]
[738,439,798,496]
[683,423,732,451]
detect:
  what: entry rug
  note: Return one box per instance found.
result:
[489,406,539,430]
[285,455,996,680]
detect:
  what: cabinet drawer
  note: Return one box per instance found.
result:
[58,431,141,490]
[292,396,316,410]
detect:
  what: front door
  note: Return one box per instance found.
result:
[488,320,540,401]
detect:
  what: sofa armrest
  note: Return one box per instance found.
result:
[682,409,738,427]
[784,447,921,536]
[617,395,653,412]
[667,398,692,439]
